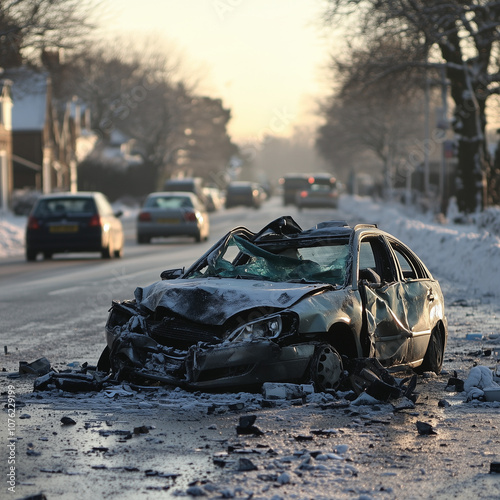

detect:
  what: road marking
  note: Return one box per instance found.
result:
[49,286,85,296]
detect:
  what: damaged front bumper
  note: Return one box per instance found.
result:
[185,340,315,389]
[104,298,316,390]
[107,325,316,390]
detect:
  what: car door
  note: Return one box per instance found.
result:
[385,238,436,363]
[357,235,414,365]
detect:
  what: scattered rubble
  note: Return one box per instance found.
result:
[60,416,76,426]
[416,421,437,436]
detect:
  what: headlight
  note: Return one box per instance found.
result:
[229,313,297,342]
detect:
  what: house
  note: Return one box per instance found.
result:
[8,67,84,196]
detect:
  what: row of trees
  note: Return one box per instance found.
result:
[1,0,238,198]
[318,0,500,214]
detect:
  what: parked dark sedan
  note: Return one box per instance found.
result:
[25,192,124,261]
[100,217,447,391]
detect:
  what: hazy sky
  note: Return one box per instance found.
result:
[104,0,336,143]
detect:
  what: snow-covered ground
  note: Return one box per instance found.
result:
[3,196,500,500]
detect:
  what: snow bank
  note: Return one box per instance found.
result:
[0,214,25,257]
[339,196,500,298]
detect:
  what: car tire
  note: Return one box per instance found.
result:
[309,343,343,392]
[415,327,444,374]
[114,246,123,258]
[101,243,112,259]
[97,346,111,372]
[26,249,37,262]
[137,235,149,244]
[43,252,52,260]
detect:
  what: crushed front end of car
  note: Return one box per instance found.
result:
[101,216,350,391]
[104,288,335,390]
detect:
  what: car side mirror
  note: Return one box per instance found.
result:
[160,268,184,280]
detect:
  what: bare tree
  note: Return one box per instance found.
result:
[0,0,100,67]
[56,39,237,194]
[323,0,500,213]
[317,37,427,196]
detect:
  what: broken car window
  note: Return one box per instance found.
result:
[189,234,349,285]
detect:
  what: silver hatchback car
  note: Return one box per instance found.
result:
[136,192,209,244]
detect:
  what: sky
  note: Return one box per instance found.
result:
[102,0,337,143]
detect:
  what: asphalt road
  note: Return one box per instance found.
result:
[1,198,499,500]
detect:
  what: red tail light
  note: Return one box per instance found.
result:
[89,214,102,227]
[300,191,308,198]
[138,212,152,222]
[183,211,197,222]
[27,216,40,230]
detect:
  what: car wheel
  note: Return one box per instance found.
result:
[415,327,444,374]
[43,252,52,260]
[309,343,343,392]
[195,231,202,243]
[114,245,123,258]
[97,346,111,372]
[137,235,149,244]
[102,234,115,258]
[26,249,37,261]
[101,243,112,259]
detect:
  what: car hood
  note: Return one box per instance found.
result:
[134,277,331,325]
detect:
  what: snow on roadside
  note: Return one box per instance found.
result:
[0,213,25,257]
[339,196,500,299]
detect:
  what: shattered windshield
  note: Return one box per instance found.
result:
[189,234,350,286]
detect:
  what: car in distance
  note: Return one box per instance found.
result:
[225,181,264,209]
[25,192,124,261]
[279,173,310,206]
[163,177,208,208]
[202,187,225,212]
[296,175,339,210]
[100,216,447,391]
[136,192,209,244]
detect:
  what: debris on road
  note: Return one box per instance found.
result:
[19,357,51,376]
[60,416,76,425]
[236,415,264,436]
[445,371,465,392]
[416,421,437,435]
[464,365,500,401]
[237,457,258,471]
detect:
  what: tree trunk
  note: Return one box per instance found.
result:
[449,85,488,213]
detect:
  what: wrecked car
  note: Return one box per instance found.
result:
[98,216,447,391]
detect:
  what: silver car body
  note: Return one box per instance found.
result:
[103,217,447,390]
